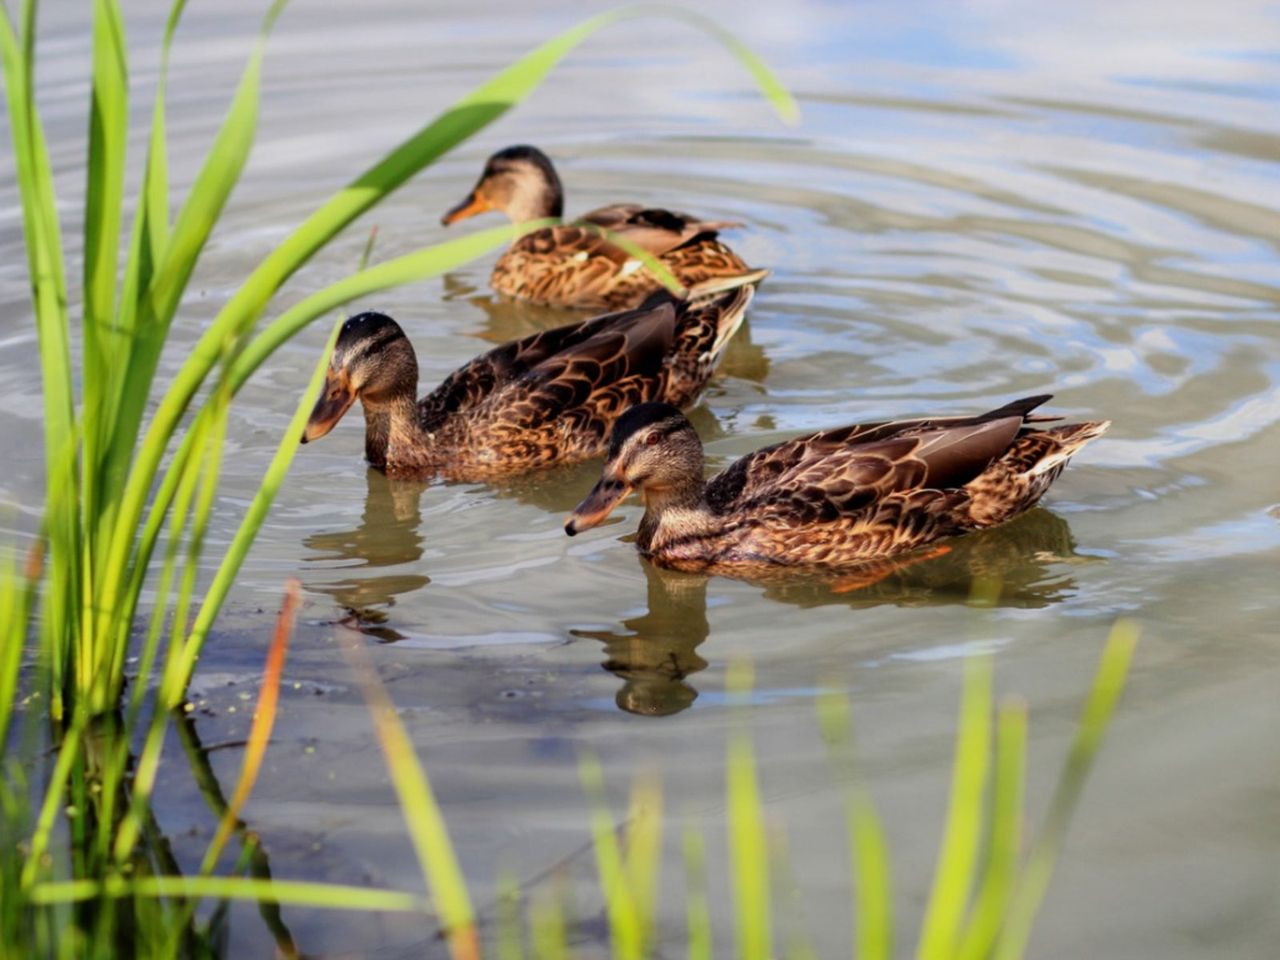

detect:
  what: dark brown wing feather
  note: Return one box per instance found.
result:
[417,299,676,431]
[708,419,1020,526]
[658,282,755,408]
[505,301,678,424]
[444,301,679,465]
[415,282,757,478]
[704,396,1056,519]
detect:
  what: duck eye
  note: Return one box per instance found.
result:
[645,431,662,446]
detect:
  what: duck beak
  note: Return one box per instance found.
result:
[565,475,633,536]
[301,371,355,444]
[441,189,490,226]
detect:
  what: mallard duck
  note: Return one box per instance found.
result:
[441,145,757,311]
[299,275,762,480]
[564,396,1109,573]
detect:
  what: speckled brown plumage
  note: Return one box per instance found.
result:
[300,277,760,481]
[492,205,751,311]
[565,396,1110,574]
[441,146,758,311]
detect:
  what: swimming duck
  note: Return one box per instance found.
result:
[564,397,1109,572]
[441,145,756,311]
[299,275,763,481]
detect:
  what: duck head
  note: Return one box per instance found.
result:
[302,312,418,445]
[441,144,564,226]
[565,403,705,536]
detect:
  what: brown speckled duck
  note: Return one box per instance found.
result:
[441,145,756,311]
[564,397,1109,573]
[299,276,761,480]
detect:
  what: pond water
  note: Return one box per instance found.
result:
[2,0,1279,956]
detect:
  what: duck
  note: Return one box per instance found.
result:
[299,274,763,481]
[564,396,1109,573]
[440,145,757,311]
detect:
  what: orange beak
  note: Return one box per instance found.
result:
[564,475,633,536]
[301,370,356,444]
[440,189,491,226]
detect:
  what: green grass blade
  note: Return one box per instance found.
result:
[495,870,525,960]
[0,8,73,418]
[994,621,1139,960]
[103,0,184,518]
[641,4,799,124]
[29,877,426,913]
[847,788,893,960]
[119,385,227,711]
[112,397,232,862]
[816,689,892,960]
[358,224,379,271]
[579,752,642,960]
[726,660,772,960]
[114,425,200,674]
[82,0,128,343]
[574,221,685,294]
[1,4,78,709]
[341,630,478,960]
[682,824,712,960]
[957,698,1027,960]
[80,0,129,548]
[19,711,88,888]
[111,698,174,864]
[529,884,570,960]
[124,416,209,727]
[160,383,232,703]
[145,0,286,330]
[0,546,34,752]
[917,656,993,959]
[624,769,663,956]
[34,432,82,718]
[95,1,287,657]
[163,323,335,702]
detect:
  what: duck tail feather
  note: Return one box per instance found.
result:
[685,267,770,301]
[1029,420,1111,476]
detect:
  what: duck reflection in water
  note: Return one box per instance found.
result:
[576,508,1091,717]
[572,562,710,717]
[759,506,1093,609]
[302,469,430,642]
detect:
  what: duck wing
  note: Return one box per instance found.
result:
[504,207,733,278]
[417,298,677,431]
[705,397,1053,522]
[578,204,741,257]
[497,206,746,310]
[477,299,679,439]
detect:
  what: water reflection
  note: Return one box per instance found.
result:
[758,507,1092,609]
[576,509,1090,716]
[58,709,302,957]
[572,564,711,717]
[441,272,575,341]
[302,470,430,642]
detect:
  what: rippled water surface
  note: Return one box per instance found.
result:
[3,1,1279,956]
